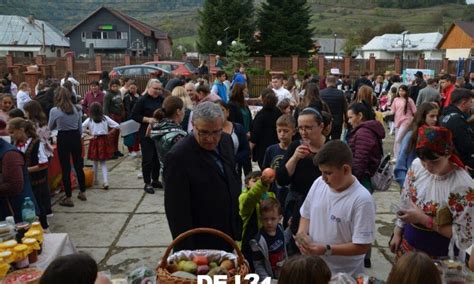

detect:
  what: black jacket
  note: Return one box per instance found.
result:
[320,86,347,128]
[441,105,474,169]
[250,106,282,168]
[131,93,164,138]
[163,134,242,251]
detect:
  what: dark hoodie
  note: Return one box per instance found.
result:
[347,120,386,180]
[441,105,474,171]
[150,119,187,163]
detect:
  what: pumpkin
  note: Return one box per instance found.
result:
[84,166,94,188]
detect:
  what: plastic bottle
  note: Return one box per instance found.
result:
[21,198,36,224]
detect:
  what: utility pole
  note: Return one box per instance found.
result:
[41,23,46,55]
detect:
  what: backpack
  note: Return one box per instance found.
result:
[371,152,393,192]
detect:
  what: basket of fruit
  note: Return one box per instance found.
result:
[156,227,250,283]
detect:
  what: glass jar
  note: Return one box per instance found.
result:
[24,230,42,254]
[0,257,10,279]
[22,238,39,264]
[0,240,17,252]
[13,244,29,269]
[15,222,30,243]
[0,251,15,264]
[28,222,43,240]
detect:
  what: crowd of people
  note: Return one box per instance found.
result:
[0,65,473,283]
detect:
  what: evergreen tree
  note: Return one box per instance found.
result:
[256,0,314,57]
[197,0,255,54]
[224,41,252,74]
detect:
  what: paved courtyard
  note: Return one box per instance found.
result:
[48,136,399,280]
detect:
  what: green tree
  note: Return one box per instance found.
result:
[224,41,252,74]
[197,0,255,54]
[256,0,314,56]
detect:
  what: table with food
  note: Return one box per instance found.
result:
[0,220,76,283]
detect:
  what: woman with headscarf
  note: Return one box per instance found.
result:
[389,126,474,260]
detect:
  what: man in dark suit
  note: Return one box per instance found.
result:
[163,102,242,251]
[320,75,347,140]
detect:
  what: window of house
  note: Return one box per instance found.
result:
[117,32,128,40]
[102,32,108,39]
[92,32,101,39]
[81,32,86,40]
[56,49,61,57]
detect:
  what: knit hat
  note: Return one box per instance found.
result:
[416,125,464,168]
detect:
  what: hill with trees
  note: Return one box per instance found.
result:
[0,0,470,53]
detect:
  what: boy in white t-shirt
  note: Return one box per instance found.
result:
[296,140,375,276]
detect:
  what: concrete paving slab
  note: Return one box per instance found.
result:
[102,247,166,276]
[117,214,172,247]
[49,212,128,247]
[373,188,401,214]
[78,247,109,264]
[364,248,393,280]
[135,191,165,214]
[53,189,143,213]
[374,214,396,248]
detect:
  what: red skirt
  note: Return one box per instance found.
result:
[88,135,113,160]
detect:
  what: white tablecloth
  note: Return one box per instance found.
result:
[31,233,77,271]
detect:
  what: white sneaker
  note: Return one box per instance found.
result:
[129,152,137,158]
[137,172,143,179]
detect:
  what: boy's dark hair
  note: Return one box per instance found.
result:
[260,197,282,215]
[244,171,261,187]
[450,88,473,106]
[276,114,296,128]
[8,108,25,119]
[279,255,331,284]
[89,80,99,86]
[109,78,121,87]
[314,140,353,168]
[216,70,226,77]
[39,253,98,284]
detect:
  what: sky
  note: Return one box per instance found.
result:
[468,0,473,3]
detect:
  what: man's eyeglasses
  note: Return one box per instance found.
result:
[195,128,223,138]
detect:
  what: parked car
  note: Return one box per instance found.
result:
[109,65,171,78]
[143,61,197,77]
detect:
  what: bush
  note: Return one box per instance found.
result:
[297,69,306,77]
[309,67,318,75]
[246,67,265,76]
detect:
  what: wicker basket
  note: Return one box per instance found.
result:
[156,227,250,284]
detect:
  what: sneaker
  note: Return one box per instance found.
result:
[151,180,163,189]
[364,258,371,268]
[115,151,124,157]
[144,184,155,194]
[129,152,137,158]
[59,197,74,207]
[137,172,143,179]
[46,213,54,218]
[103,183,109,190]
[78,192,87,201]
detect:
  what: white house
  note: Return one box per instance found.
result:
[360,32,443,60]
[0,15,70,57]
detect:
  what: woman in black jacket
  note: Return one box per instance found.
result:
[250,88,282,169]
